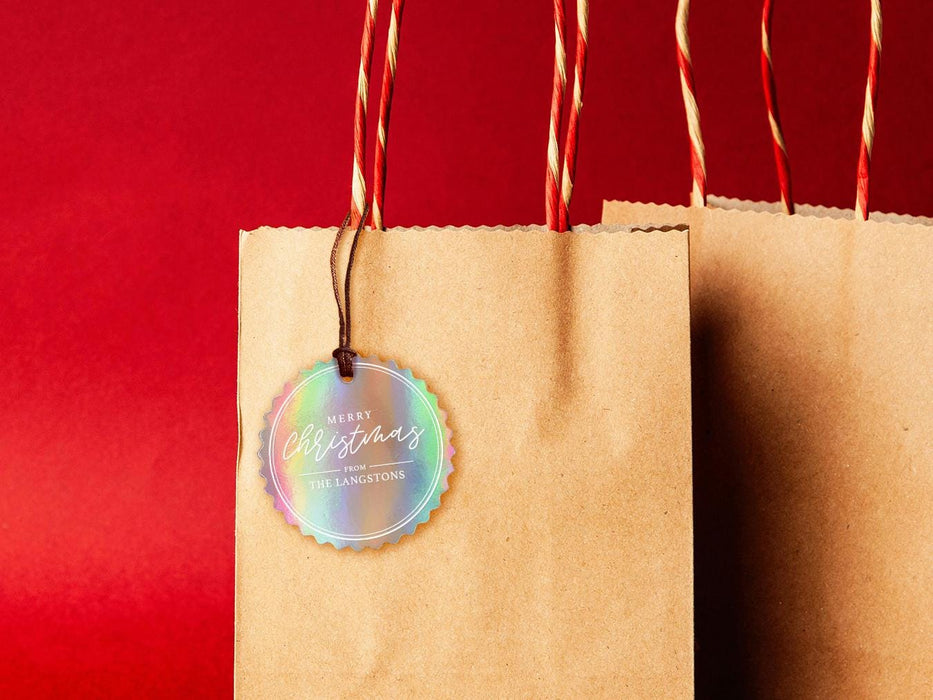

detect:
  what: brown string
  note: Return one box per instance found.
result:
[330,205,369,378]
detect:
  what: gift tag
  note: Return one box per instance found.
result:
[260,357,453,550]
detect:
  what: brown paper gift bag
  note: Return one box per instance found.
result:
[236,224,694,696]
[602,199,932,697]
[601,6,932,695]
[236,4,694,694]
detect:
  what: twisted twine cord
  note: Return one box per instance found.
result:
[546,0,568,231]
[675,0,707,207]
[558,0,589,232]
[372,0,405,231]
[351,0,379,227]
[856,0,882,221]
[761,0,794,214]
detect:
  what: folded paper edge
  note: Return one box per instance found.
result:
[602,198,933,230]
[239,223,688,237]
[708,195,933,225]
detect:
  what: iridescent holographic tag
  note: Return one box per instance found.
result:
[260,357,453,550]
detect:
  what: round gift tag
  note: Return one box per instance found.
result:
[260,357,453,550]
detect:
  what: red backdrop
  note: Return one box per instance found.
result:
[1,1,930,697]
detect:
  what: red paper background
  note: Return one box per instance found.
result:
[0,1,929,697]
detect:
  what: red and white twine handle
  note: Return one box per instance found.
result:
[558,0,590,232]
[856,0,882,222]
[761,0,794,214]
[349,0,406,230]
[546,0,567,232]
[547,0,590,232]
[372,0,405,231]
[675,0,706,208]
[351,0,379,227]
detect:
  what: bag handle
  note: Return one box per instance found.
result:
[675,0,706,209]
[349,0,406,231]
[350,1,590,231]
[855,0,882,221]
[761,0,793,214]
[547,0,590,232]
[373,0,405,230]
[676,0,883,220]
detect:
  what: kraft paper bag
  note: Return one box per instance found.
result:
[236,224,694,697]
[603,199,933,697]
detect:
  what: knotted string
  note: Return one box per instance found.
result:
[331,204,370,378]
[330,2,408,377]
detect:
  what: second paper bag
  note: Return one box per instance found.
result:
[602,199,932,697]
[601,5,931,693]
